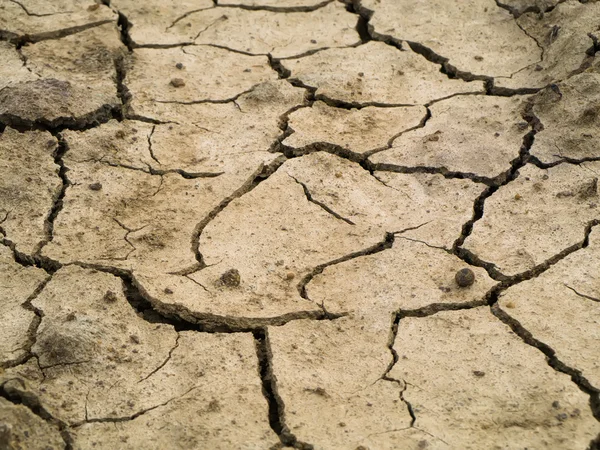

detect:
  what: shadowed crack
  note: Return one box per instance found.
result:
[370,162,495,185]
[138,333,180,383]
[254,328,314,449]
[112,218,147,260]
[288,175,355,225]
[491,303,600,421]
[217,0,332,13]
[6,0,72,17]
[33,133,70,257]
[1,20,115,47]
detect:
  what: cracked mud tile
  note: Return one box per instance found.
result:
[124,46,277,121]
[0,42,37,90]
[166,2,359,58]
[495,1,600,90]
[0,246,47,367]
[359,0,539,78]
[370,95,529,180]
[282,101,427,157]
[307,237,495,318]
[528,72,600,165]
[285,152,486,248]
[0,398,64,450]
[0,0,115,41]
[285,41,484,105]
[0,128,61,255]
[389,308,598,449]
[1,24,123,128]
[498,226,600,387]
[72,329,278,448]
[108,0,214,47]
[0,267,277,448]
[163,162,382,318]
[463,161,600,276]
[269,317,435,449]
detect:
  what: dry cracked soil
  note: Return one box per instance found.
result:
[0,0,600,449]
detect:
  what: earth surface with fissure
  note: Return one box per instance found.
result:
[1,0,600,449]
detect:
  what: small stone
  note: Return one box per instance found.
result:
[115,130,126,139]
[310,39,317,44]
[285,272,295,280]
[103,290,118,302]
[514,193,522,201]
[164,287,173,294]
[220,269,241,287]
[129,334,140,344]
[455,268,475,288]
[505,301,516,309]
[556,413,568,422]
[474,55,484,61]
[535,65,543,71]
[552,400,561,409]
[175,63,184,70]
[65,312,76,321]
[578,178,598,199]
[472,370,485,377]
[170,78,186,88]
[335,172,343,178]
[89,182,103,191]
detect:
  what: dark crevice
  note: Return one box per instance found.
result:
[0,235,62,273]
[0,378,74,449]
[217,0,333,12]
[254,329,314,449]
[491,303,600,421]
[116,12,135,51]
[3,20,115,47]
[289,175,355,225]
[92,158,224,180]
[33,133,70,256]
[269,55,291,79]
[494,0,566,18]
[146,125,160,164]
[138,333,180,382]
[588,433,600,450]
[343,0,371,43]
[114,55,132,118]
[564,284,600,303]
[452,127,537,250]
[369,162,495,185]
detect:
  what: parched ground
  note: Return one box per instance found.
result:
[1,0,600,449]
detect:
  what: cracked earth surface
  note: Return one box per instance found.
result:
[0,0,600,448]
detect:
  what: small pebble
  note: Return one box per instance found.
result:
[170,78,186,88]
[473,370,485,377]
[556,413,568,422]
[89,182,102,191]
[514,193,522,201]
[220,269,241,287]
[130,334,140,344]
[285,272,295,280]
[103,290,118,302]
[175,63,184,70]
[552,400,561,409]
[65,312,76,321]
[474,55,484,61]
[505,301,516,309]
[455,268,475,287]
[310,39,317,44]
[164,287,173,294]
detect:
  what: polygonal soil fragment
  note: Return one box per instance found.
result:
[307,238,495,318]
[0,0,115,40]
[0,128,61,254]
[125,46,277,121]
[0,398,64,450]
[108,0,214,46]
[360,0,539,77]
[285,41,484,105]
[389,308,598,449]
[528,72,600,165]
[1,24,123,127]
[166,2,359,58]
[498,226,600,387]
[0,42,37,90]
[283,101,427,156]
[282,153,485,248]
[463,162,600,276]
[71,331,276,449]
[0,246,47,367]
[370,95,529,180]
[496,1,600,90]
[269,318,431,449]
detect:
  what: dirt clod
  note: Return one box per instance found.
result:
[455,268,475,287]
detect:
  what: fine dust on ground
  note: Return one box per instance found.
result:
[1,0,600,449]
